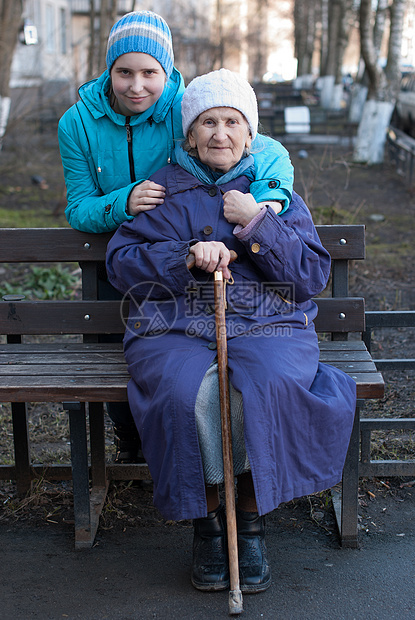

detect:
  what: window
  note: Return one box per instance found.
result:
[45,4,55,53]
[60,8,67,54]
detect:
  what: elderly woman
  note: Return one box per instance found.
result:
[106,69,356,594]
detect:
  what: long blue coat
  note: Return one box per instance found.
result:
[106,164,356,521]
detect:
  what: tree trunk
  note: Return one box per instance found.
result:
[319,0,329,78]
[385,0,406,100]
[305,2,316,76]
[348,83,368,123]
[359,0,386,100]
[87,0,118,78]
[335,0,354,83]
[373,0,389,60]
[320,0,353,110]
[247,0,269,83]
[98,0,117,76]
[294,0,317,78]
[0,0,24,147]
[354,0,406,164]
[354,99,394,163]
[87,0,96,80]
[323,0,342,76]
[215,0,225,69]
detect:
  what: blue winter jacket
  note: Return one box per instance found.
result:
[105,165,356,520]
[58,68,294,233]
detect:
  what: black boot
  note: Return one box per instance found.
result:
[191,504,229,591]
[113,426,145,464]
[236,509,271,593]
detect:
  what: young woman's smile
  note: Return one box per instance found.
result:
[110,52,167,115]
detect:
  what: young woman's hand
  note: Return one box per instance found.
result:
[257,201,283,215]
[222,190,261,227]
[189,241,232,279]
[127,180,166,215]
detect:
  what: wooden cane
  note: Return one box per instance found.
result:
[214,270,243,615]
[187,250,243,614]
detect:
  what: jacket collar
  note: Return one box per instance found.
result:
[166,164,251,197]
[175,143,255,186]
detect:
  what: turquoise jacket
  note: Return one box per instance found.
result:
[58,67,294,233]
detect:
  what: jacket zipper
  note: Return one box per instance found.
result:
[125,117,136,183]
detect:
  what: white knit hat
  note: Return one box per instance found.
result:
[181,68,258,140]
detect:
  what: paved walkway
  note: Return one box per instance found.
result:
[2,486,415,620]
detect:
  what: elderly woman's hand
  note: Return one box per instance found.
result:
[223,190,262,228]
[127,180,166,216]
[189,241,232,280]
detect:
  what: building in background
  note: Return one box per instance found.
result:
[9,0,77,126]
[8,0,299,123]
[9,0,415,127]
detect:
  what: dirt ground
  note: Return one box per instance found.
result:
[0,121,414,599]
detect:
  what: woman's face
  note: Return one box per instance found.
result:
[188,108,252,173]
[110,53,166,115]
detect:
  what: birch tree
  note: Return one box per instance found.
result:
[319,0,355,109]
[354,0,406,163]
[0,0,24,148]
[319,0,329,79]
[294,0,318,78]
[293,0,355,106]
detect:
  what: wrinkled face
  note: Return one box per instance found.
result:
[188,107,252,173]
[110,52,166,115]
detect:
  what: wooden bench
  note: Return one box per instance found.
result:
[0,226,384,549]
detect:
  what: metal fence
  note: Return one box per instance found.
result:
[360,309,415,478]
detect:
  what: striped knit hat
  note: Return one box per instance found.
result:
[181,68,258,139]
[106,11,174,78]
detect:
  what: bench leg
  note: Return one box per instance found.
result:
[332,402,361,548]
[66,402,93,549]
[65,401,109,550]
[12,402,32,495]
[89,402,107,487]
[88,402,109,539]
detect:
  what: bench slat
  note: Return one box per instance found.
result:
[0,225,365,262]
[346,374,385,399]
[0,352,126,364]
[0,228,112,262]
[1,351,378,372]
[313,297,365,332]
[0,377,128,402]
[0,342,121,353]
[1,353,377,371]
[1,359,376,373]
[315,225,365,259]
[0,340,383,402]
[0,300,126,335]
[0,342,375,363]
[0,340,371,353]
[319,349,372,362]
[323,360,378,372]
[0,372,382,401]
[318,340,367,350]
[0,297,365,335]
[0,364,129,376]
